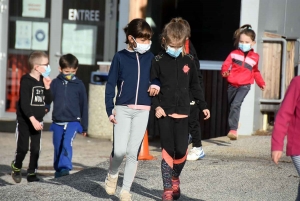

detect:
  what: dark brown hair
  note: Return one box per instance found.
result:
[59,54,78,69]
[161,17,189,55]
[123,18,153,44]
[28,51,48,70]
[233,24,256,47]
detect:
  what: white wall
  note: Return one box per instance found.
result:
[240,0,300,135]
[117,0,129,51]
[238,0,260,135]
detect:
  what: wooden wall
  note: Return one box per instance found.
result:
[261,32,296,100]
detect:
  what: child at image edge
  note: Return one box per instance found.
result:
[11,51,52,183]
[271,75,300,201]
[104,18,159,201]
[50,54,88,178]
[151,18,210,201]
[221,24,265,140]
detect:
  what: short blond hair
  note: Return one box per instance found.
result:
[28,51,48,70]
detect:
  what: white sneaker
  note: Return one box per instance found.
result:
[187,147,205,161]
[119,190,132,201]
[105,172,118,195]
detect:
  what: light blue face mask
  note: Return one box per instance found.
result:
[238,43,251,52]
[166,46,182,58]
[42,65,51,78]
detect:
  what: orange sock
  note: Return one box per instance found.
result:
[229,130,237,135]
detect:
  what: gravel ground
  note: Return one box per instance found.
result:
[0,136,298,201]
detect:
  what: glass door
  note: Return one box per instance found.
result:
[3,0,51,119]
[1,0,117,121]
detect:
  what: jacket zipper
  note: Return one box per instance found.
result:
[135,53,141,105]
[175,58,179,107]
[119,81,124,97]
[63,81,67,111]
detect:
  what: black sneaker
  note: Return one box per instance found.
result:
[11,161,22,183]
[27,173,40,182]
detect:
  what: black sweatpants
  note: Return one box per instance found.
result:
[14,119,42,173]
[227,84,251,130]
[158,116,188,189]
[188,104,202,147]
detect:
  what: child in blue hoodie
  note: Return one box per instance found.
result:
[104,18,159,200]
[50,54,88,178]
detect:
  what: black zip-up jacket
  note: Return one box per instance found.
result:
[151,52,207,115]
[50,74,88,132]
[17,74,52,122]
[188,40,205,103]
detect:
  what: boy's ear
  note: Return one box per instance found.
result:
[58,67,62,72]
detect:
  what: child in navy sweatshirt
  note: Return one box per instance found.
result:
[50,54,88,178]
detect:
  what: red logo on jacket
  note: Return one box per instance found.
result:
[183,65,190,74]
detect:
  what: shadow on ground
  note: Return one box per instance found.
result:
[40,166,201,201]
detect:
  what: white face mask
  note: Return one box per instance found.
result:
[132,37,151,54]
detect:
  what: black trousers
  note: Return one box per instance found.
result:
[227,84,251,130]
[14,119,42,173]
[158,116,188,160]
[188,104,202,147]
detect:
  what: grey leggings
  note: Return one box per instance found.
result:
[109,106,149,192]
[292,155,300,201]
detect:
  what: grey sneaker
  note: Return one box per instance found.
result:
[11,161,22,183]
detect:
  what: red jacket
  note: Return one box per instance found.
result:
[221,49,265,87]
[271,76,300,156]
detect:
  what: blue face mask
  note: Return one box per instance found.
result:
[166,46,182,58]
[42,65,51,78]
[238,43,251,52]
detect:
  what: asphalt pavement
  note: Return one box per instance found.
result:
[0,132,298,201]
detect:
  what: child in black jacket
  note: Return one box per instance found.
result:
[11,51,52,183]
[151,18,210,201]
[182,19,208,161]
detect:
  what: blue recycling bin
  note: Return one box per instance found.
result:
[90,71,108,85]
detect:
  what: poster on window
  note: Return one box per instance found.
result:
[31,22,49,50]
[15,21,32,49]
[62,23,97,65]
[22,0,46,18]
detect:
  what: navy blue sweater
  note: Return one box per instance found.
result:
[105,49,156,117]
[50,74,88,132]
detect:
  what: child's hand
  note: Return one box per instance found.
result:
[148,86,159,96]
[222,71,230,77]
[109,115,117,124]
[82,132,87,137]
[271,150,282,164]
[203,109,210,120]
[43,77,52,89]
[260,85,266,91]
[155,107,166,118]
[29,116,43,131]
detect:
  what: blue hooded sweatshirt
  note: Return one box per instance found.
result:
[50,73,88,132]
[105,49,159,117]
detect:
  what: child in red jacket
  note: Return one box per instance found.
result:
[221,24,265,140]
[272,76,300,201]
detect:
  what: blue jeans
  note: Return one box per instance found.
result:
[50,122,82,172]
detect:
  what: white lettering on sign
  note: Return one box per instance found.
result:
[68,9,99,21]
